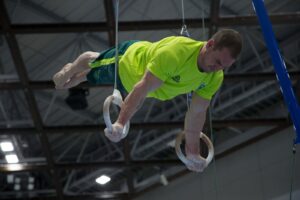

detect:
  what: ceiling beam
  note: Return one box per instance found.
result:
[104,0,116,46]
[224,71,300,82]
[0,1,63,199]
[0,1,43,129]
[0,118,290,135]
[209,0,220,36]
[0,13,299,34]
[0,71,299,90]
[0,160,182,173]
[122,138,135,198]
[0,81,112,90]
[0,194,129,200]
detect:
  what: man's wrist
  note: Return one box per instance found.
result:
[184,130,200,154]
[116,120,125,127]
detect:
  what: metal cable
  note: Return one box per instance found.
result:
[114,0,119,89]
[181,0,185,26]
[289,144,297,200]
[208,108,219,200]
[201,0,205,39]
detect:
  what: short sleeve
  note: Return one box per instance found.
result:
[146,45,180,82]
[195,71,224,100]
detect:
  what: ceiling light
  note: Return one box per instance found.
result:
[28,183,34,190]
[15,177,21,184]
[0,141,14,152]
[95,175,111,185]
[6,164,23,171]
[14,184,20,191]
[7,174,14,184]
[28,177,34,183]
[5,154,19,164]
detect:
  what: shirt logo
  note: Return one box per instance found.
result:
[171,75,181,83]
[197,83,206,90]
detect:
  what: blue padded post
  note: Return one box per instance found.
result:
[252,0,300,144]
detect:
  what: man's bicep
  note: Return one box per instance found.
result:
[139,70,163,92]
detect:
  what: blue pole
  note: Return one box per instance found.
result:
[252,0,300,144]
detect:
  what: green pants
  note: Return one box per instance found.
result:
[86,40,139,95]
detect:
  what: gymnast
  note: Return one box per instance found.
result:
[53,29,242,172]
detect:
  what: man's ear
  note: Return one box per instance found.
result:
[206,39,215,49]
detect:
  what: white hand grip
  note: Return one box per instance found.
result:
[103,89,130,138]
[175,132,214,168]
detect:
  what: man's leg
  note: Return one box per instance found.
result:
[53,51,100,89]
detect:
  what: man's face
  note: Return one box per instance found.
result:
[201,41,236,72]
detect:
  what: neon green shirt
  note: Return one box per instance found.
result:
[119,36,223,101]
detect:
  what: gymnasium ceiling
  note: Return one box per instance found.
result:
[0,0,299,199]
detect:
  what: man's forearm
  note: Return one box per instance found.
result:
[184,109,207,154]
[116,82,147,126]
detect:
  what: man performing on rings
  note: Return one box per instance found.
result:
[53,29,243,173]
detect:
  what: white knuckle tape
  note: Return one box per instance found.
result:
[175,131,214,172]
[185,160,205,172]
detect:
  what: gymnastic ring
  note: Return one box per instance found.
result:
[175,131,214,168]
[103,89,130,139]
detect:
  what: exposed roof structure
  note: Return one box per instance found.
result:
[0,0,299,199]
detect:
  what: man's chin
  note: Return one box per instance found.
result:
[200,66,217,73]
[202,68,214,73]
[207,67,221,72]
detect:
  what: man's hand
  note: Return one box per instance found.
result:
[184,131,206,172]
[185,150,207,172]
[104,122,124,143]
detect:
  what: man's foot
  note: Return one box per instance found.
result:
[62,70,89,89]
[53,63,73,88]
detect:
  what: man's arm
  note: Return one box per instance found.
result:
[184,93,210,172]
[105,70,162,142]
[117,70,163,126]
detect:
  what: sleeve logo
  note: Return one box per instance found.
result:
[171,75,181,83]
[197,83,206,90]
